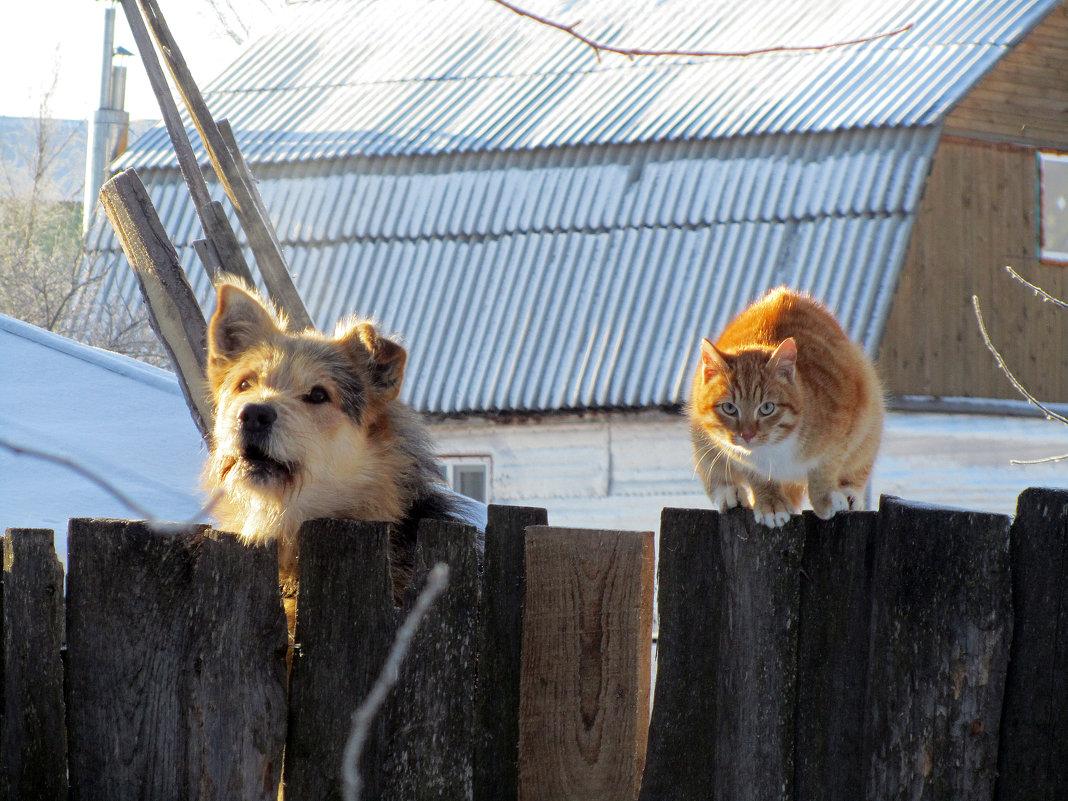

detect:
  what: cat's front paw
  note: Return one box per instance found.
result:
[752,502,793,528]
[811,490,851,520]
[712,485,749,512]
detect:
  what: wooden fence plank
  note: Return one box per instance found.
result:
[863,497,1012,801]
[283,520,393,800]
[386,519,480,799]
[794,511,877,801]
[1,529,67,801]
[65,520,287,801]
[285,518,480,801]
[996,487,1068,801]
[519,526,655,801]
[474,505,548,801]
[639,508,804,801]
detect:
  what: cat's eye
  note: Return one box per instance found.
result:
[303,385,331,405]
[759,401,777,416]
[719,402,739,417]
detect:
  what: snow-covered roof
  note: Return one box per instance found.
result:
[117,0,1061,167]
[0,315,207,560]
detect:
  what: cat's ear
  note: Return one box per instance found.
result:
[769,338,797,383]
[700,338,728,383]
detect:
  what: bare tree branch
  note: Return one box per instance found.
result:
[1005,264,1068,310]
[490,0,914,61]
[972,295,1068,426]
[0,437,223,526]
[341,563,451,801]
[1010,452,1068,465]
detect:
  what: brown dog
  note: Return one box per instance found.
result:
[203,280,481,632]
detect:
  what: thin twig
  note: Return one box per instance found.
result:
[1011,453,1068,465]
[0,437,222,526]
[1005,265,1068,310]
[490,0,913,61]
[971,296,1068,426]
[342,562,451,801]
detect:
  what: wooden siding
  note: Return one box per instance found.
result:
[878,137,1068,402]
[944,1,1068,151]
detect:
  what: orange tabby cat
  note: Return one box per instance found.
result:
[688,287,884,527]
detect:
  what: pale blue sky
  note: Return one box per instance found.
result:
[1,0,277,122]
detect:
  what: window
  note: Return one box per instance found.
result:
[439,456,491,504]
[1039,151,1068,264]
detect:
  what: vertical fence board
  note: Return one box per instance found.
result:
[283,520,394,801]
[285,518,480,801]
[1,529,67,801]
[519,526,655,801]
[863,498,1012,801]
[474,505,548,801]
[386,520,480,799]
[996,487,1068,801]
[794,511,877,801]
[185,530,289,800]
[639,508,804,801]
[65,519,287,801]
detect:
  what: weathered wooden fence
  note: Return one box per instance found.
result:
[2,489,1067,800]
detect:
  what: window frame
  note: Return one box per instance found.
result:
[438,454,492,504]
[1038,150,1068,266]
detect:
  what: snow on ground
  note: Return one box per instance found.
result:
[873,409,1068,516]
[1,315,207,562]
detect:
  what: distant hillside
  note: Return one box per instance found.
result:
[0,116,154,203]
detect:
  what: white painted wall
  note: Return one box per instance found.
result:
[430,409,1068,534]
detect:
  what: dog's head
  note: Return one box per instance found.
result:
[204,281,408,537]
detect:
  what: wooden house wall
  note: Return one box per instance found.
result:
[879,4,1068,403]
[942,1,1068,151]
[878,137,1068,402]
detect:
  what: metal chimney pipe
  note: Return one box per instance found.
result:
[83,5,119,234]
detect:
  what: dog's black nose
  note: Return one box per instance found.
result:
[239,403,277,433]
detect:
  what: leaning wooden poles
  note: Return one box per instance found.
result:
[99,0,321,439]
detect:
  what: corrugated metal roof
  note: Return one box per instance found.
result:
[116,0,1058,169]
[85,127,939,414]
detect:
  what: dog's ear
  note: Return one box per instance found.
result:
[208,283,281,366]
[340,322,407,401]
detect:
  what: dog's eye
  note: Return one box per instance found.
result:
[303,386,330,405]
[237,378,253,392]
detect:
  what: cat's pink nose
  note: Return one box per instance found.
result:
[741,431,755,443]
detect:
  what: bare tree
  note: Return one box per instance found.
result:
[0,83,89,332]
[973,266,1068,463]
[0,80,162,362]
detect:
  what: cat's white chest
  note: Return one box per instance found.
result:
[734,434,815,482]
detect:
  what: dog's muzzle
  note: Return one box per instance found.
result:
[236,403,291,482]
